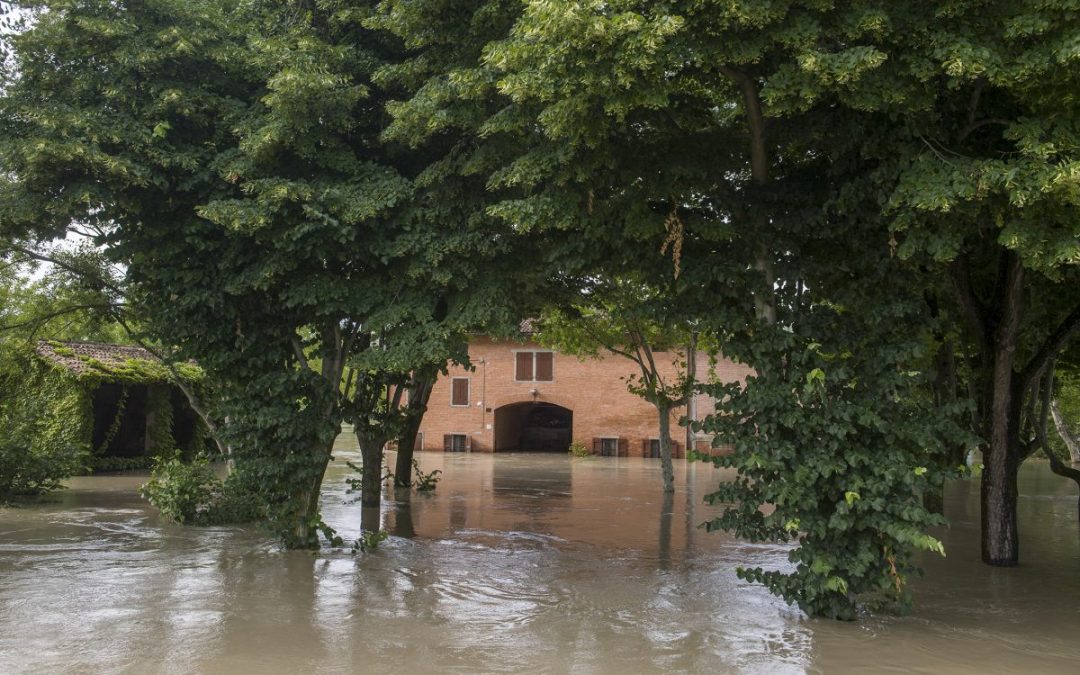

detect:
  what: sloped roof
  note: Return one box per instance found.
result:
[35,340,170,381]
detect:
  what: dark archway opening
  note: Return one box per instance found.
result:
[91,383,149,457]
[494,402,573,452]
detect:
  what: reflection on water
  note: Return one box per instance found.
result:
[1,438,1078,674]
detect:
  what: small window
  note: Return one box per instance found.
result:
[451,377,470,407]
[414,432,424,452]
[600,438,619,457]
[444,434,467,453]
[648,439,661,459]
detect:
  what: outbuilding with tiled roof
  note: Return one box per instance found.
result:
[26,341,208,470]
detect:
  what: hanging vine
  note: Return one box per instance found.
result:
[145,385,176,458]
[660,201,684,279]
[94,385,129,454]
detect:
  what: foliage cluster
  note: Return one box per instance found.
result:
[700,262,972,618]
[0,243,149,495]
[0,355,91,501]
[352,528,389,553]
[1,0,531,548]
[3,0,1080,621]
[139,453,262,526]
[411,458,441,492]
[567,441,590,459]
[89,455,154,473]
[345,455,441,495]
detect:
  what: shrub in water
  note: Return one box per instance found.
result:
[140,452,261,525]
[568,441,590,458]
[0,400,87,502]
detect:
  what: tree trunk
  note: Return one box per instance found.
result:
[658,490,674,570]
[718,66,775,325]
[981,254,1024,567]
[686,333,697,453]
[361,504,381,534]
[394,373,435,488]
[657,401,675,494]
[357,432,386,507]
[291,440,335,548]
[1051,398,1080,463]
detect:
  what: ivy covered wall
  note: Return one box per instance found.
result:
[4,342,210,474]
[0,356,93,498]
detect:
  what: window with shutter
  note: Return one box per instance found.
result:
[515,352,534,381]
[534,351,553,381]
[515,351,554,382]
[451,377,470,407]
[648,439,661,459]
[600,438,618,457]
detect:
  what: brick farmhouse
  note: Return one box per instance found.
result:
[416,335,753,457]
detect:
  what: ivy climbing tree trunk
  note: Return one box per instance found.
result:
[293,438,336,547]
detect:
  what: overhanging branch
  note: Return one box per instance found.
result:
[1020,302,1080,393]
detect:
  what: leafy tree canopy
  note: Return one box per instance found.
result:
[0,0,525,547]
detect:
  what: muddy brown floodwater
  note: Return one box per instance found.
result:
[2,436,1079,674]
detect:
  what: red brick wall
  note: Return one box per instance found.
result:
[417,336,753,456]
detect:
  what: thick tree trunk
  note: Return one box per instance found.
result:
[394,374,435,488]
[1051,399,1080,463]
[981,254,1024,566]
[360,505,381,534]
[657,401,675,494]
[357,432,386,507]
[981,430,1020,566]
[291,440,335,548]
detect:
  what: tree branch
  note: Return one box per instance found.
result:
[1052,398,1080,463]
[4,243,125,297]
[948,255,990,355]
[1020,302,1080,393]
[1034,368,1080,492]
[113,315,228,456]
[291,334,312,372]
[0,303,124,332]
[957,118,1010,144]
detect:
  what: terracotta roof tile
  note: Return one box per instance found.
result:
[35,340,164,379]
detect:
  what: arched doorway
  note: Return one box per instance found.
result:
[493,402,573,452]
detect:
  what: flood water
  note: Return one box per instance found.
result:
[2,438,1079,674]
